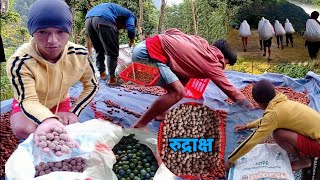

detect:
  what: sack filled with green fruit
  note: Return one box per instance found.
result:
[86,128,162,180]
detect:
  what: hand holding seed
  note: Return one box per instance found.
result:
[34,118,79,156]
[34,118,64,152]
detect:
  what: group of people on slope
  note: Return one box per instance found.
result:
[239,11,320,61]
[5,0,320,174]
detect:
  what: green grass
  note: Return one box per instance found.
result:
[272,62,316,78]
[0,62,13,101]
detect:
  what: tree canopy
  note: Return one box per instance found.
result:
[2,0,317,55]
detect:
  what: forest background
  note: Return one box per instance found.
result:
[0,0,320,101]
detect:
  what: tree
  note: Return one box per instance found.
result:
[191,0,198,35]
[163,0,233,42]
[138,0,144,40]
[13,0,36,26]
[141,0,158,36]
[292,0,317,4]
[1,0,28,101]
[157,0,166,33]
[0,0,9,14]
[163,0,254,42]
[18,27,28,43]
[163,0,194,34]
[1,0,29,56]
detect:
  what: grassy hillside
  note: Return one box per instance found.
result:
[225,29,320,75]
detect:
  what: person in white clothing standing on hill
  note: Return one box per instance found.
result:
[239,20,251,52]
[284,18,295,47]
[274,20,286,49]
[259,19,275,61]
[304,11,320,60]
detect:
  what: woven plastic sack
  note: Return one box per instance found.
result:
[228,144,295,180]
[153,164,178,180]
[285,19,295,33]
[274,20,286,36]
[89,44,133,77]
[259,20,275,41]
[258,17,265,33]
[5,119,168,180]
[5,119,123,180]
[85,127,164,180]
[257,17,266,40]
[115,45,133,76]
[303,19,320,42]
[239,20,251,37]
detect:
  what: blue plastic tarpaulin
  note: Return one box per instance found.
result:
[1,71,319,174]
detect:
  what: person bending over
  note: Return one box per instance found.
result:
[131,28,254,128]
[226,79,320,171]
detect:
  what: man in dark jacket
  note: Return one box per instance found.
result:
[85,3,136,85]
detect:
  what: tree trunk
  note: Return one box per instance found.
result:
[138,0,144,40]
[191,0,198,35]
[71,7,77,43]
[0,0,9,14]
[64,0,77,43]
[157,0,166,34]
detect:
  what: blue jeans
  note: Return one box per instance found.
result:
[132,41,178,86]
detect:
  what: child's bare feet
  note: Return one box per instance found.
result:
[290,157,312,171]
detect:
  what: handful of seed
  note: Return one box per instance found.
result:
[158,103,226,178]
[37,126,76,156]
[34,157,87,177]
